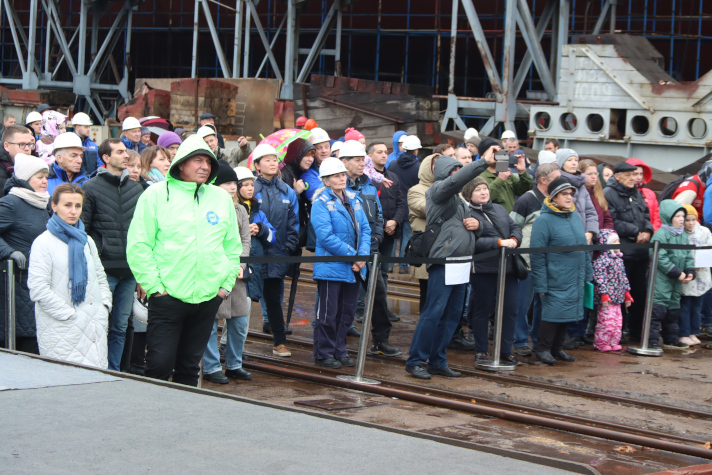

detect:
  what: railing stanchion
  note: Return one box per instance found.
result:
[5,259,16,351]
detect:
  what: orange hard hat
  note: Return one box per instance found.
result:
[304,119,318,130]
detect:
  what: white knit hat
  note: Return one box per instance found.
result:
[13,153,49,181]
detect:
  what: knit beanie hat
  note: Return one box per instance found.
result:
[141,127,151,136]
[548,177,576,197]
[683,204,698,219]
[344,127,365,142]
[214,159,238,186]
[157,131,182,148]
[555,149,579,169]
[462,176,489,201]
[477,137,500,157]
[538,150,557,165]
[13,153,49,181]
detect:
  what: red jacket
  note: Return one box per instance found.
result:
[626,158,661,231]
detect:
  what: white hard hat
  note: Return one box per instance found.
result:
[501,130,517,140]
[402,135,422,151]
[234,166,255,182]
[197,125,217,138]
[319,156,348,178]
[71,112,93,126]
[464,127,479,141]
[122,117,142,131]
[538,150,557,165]
[339,140,366,158]
[53,132,87,151]
[331,141,343,154]
[252,144,278,162]
[398,134,408,143]
[26,111,42,124]
[308,127,330,145]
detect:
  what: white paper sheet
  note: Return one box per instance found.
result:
[445,262,471,285]
[695,249,712,267]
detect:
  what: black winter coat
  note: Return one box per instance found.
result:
[388,151,420,211]
[0,177,50,339]
[604,177,654,261]
[0,148,14,199]
[80,169,143,278]
[374,168,407,238]
[469,199,523,274]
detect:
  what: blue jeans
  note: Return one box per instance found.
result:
[679,295,704,337]
[406,265,465,369]
[514,274,535,348]
[398,221,412,270]
[260,285,284,323]
[106,274,137,371]
[203,316,248,374]
[702,289,712,327]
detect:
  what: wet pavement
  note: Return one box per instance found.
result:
[202,265,712,474]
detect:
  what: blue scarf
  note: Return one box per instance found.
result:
[47,214,88,305]
[662,224,684,236]
[148,168,166,183]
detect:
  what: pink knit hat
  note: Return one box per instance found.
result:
[344,127,365,142]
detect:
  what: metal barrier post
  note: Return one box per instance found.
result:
[476,247,515,371]
[337,253,381,385]
[629,240,663,356]
[4,259,16,350]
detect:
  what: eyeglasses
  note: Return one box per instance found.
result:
[7,142,35,150]
[558,191,575,197]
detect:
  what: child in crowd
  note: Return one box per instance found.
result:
[591,229,633,351]
[649,200,696,349]
[679,205,712,346]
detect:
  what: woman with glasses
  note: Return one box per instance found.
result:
[530,177,593,365]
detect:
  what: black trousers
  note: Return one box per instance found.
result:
[536,321,569,353]
[263,278,287,347]
[1,336,39,354]
[360,264,392,343]
[145,294,222,386]
[650,304,680,345]
[623,258,649,340]
[469,273,519,357]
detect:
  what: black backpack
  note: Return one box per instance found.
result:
[657,176,699,203]
[404,205,458,267]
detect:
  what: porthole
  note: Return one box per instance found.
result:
[659,117,678,137]
[631,115,650,135]
[586,113,604,133]
[560,113,577,132]
[534,111,551,131]
[688,118,707,139]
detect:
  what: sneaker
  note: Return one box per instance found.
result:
[514,346,533,357]
[204,371,229,384]
[370,341,402,357]
[663,340,689,350]
[273,344,292,356]
[690,335,702,345]
[598,345,613,352]
[611,344,623,351]
[679,337,695,346]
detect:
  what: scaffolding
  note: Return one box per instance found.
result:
[1,0,711,130]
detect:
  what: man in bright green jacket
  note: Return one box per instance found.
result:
[127,135,242,386]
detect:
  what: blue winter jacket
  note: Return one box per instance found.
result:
[47,162,89,195]
[385,131,409,169]
[311,187,371,283]
[346,173,384,252]
[253,175,299,278]
[241,198,277,301]
[121,136,147,154]
[80,134,102,175]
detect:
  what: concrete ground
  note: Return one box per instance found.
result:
[0,352,582,475]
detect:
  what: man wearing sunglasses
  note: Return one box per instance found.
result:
[1,124,36,198]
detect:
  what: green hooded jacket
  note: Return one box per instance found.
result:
[651,200,695,309]
[127,135,243,303]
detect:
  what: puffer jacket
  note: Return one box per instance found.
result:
[604,176,654,260]
[408,154,437,280]
[425,156,488,266]
[559,170,599,235]
[241,198,276,302]
[127,135,243,303]
[0,148,14,198]
[0,176,50,339]
[652,200,695,309]
[388,150,420,212]
[254,175,299,278]
[80,135,102,175]
[81,168,143,279]
[510,187,546,269]
[28,232,112,368]
[530,198,593,323]
[682,221,712,297]
[47,162,89,196]
[626,158,661,230]
[217,144,252,168]
[468,199,522,274]
[346,174,383,252]
[311,187,371,283]
[592,229,632,305]
[216,202,252,319]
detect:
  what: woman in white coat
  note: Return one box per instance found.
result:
[28,184,113,368]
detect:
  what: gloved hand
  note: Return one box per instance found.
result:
[9,251,26,270]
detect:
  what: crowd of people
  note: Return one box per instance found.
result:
[1,106,712,386]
